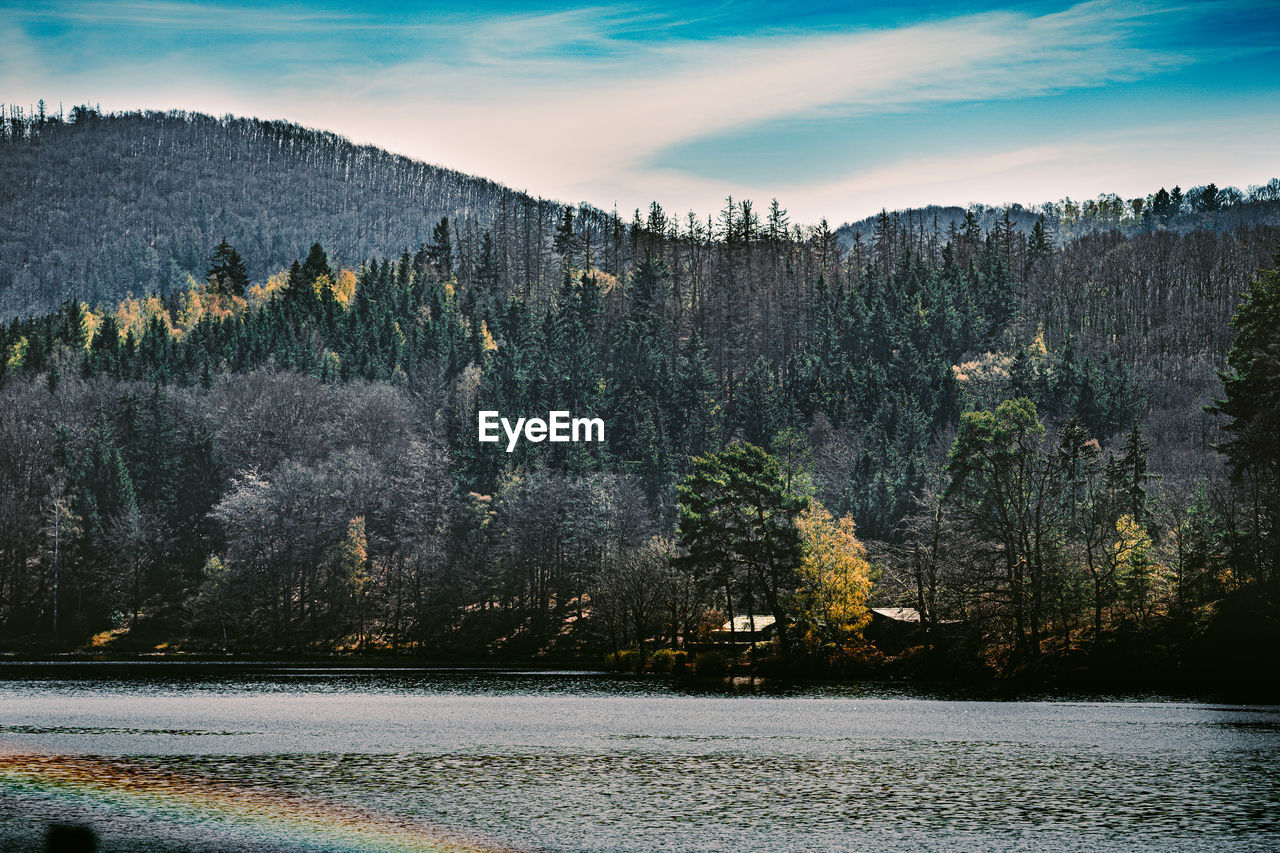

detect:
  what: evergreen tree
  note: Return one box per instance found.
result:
[947,398,1047,658]
[1151,187,1173,220]
[300,242,333,286]
[553,206,577,264]
[733,357,782,446]
[673,331,720,461]
[207,238,249,296]
[76,410,138,560]
[1210,255,1280,587]
[428,216,453,276]
[283,259,310,305]
[1105,418,1157,526]
[1027,218,1051,275]
[89,315,121,378]
[676,442,808,654]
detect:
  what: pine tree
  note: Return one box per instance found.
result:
[630,251,669,335]
[284,258,319,311]
[207,238,249,297]
[553,206,576,265]
[89,314,121,378]
[1210,255,1280,586]
[977,234,1015,344]
[734,357,781,447]
[300,242,333,285]
[676,442,807,654]
[77,410,138,549]
[1105,418,1157,526]
[673,331,719,460]
[1151,187,1173,221]
[1027,218,1051,276]
[1198,184,1221,212]
[62,300,87,349]
[428,217,453,276]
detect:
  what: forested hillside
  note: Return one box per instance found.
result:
[1,105,1277,684]
[5,104,1280,321]
[836,179,1280,246]
[0,104,585,317]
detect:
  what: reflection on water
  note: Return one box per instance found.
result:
[1,665,1277,852]
[2,750,505,853]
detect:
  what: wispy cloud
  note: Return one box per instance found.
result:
[13,0,392,34]
[4,0,1276,222]
[699,118,1280,222]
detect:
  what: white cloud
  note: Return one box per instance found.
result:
[722,119,1280,223]
[6,0,1268,222]
[320,0,1196,183]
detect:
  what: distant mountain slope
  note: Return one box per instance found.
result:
[834,190,1280,248]
[0,108,563,317]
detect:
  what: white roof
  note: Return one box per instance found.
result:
[871,607,921,622]
[717,615,777,632]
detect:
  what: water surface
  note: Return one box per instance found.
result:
[1,664,1276,852]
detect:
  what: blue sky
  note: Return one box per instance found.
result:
[3,0,1278,223]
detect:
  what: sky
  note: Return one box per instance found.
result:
[3,0,1279,225]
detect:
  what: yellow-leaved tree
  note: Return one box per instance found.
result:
[333,516,370,649]
[795,501,873,643]
[177,277,244,336]
[6,335,28,370]
[333,269,357,307]
[248,269,291,308]
[1113,514,1172,624]
[114,294,174,342]
[81,304,102,348]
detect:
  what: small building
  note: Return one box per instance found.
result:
[866,607,961,654]
[866,607,923,653]
[708,614,777,644]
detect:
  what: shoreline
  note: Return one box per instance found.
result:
[1,654,1276,705]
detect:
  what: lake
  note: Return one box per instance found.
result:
[1,664,1277,852]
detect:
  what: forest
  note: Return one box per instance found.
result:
[1,105,1278,686]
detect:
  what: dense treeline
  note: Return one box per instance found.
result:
[837,177,1280,246]
[1,107,1277,682]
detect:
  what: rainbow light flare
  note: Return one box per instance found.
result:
[0,746,514,853]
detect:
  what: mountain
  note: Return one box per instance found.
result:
[834,189,1280,249]
[5,105,1280,320]
[0,106,569,318]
